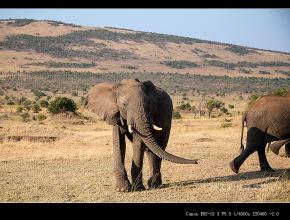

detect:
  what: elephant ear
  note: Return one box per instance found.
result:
[142,80,157,94]
[85,83,120,125]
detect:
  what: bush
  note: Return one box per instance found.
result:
[259,70,271,75]
[16,106,23,112]
[248,94,261,106]
[21,112,30,122]
[23,100,33,112]
[225,45,257,56]
[36,114,47,121]
[220,107,229,114]
[39,100,49,108]
[161,60,200,69]
[228,104,234,109]
[7,100,15,105]
[121,65,138,70]
[48,97,77,115]
[32,103,41,113]
[18,96,27,105]
[72,91,78,97]
[221,122,232,128]
[31,89,46,98]
[172,109,182,119]
[0,90,4,96]
[176,102,192,111]
[272,88,288,96]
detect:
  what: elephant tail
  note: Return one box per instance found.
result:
[240,111,247,153]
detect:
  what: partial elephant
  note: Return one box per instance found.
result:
[85,79,198,192]
[267,141,290,157]
[230,92,290,174]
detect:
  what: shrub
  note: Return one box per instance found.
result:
[18,96,27,105]
[7,100,15,105]
[121,65,138,70]
[39,100,49,108]
[21,112,30,122]
[32,103,41,113]
[79,96,85,105]
[72,91,78,97]
[259,70,271,75]
[221,122,232,128]
[272,88,288,96]
[48,97,77,115]
[172,109,182,119]
[36,114,47,121]
[225,45,257,56]
[228,104,234,109]
[161,60,200,69]
[176,102,192,111]
[0,90,4,96]
[220,107,229,114]
[16,106,23,112]
[23,100,33,112]
[248,94,261,106]
[31,89,46,98]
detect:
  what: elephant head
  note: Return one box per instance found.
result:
[85,79,198,164]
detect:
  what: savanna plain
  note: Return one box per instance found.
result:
[0,94,289,202]
[0,19,289,202]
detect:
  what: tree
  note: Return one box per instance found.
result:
[48,97,77,115]
[206,99,223,118]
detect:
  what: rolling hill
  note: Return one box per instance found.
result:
[0,18,290,78]
[0,18,289,96]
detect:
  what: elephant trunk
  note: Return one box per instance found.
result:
[135,117,198,164]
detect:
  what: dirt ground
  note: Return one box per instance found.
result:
[0,112,289,203]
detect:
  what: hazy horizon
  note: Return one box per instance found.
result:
[0,9,290,53]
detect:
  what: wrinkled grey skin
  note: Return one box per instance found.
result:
[230,93,290,174]
[85,79,198,192]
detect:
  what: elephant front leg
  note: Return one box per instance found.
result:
[112,125,131,192]
[146,131,168,189]
[131,135,146,191]
[146,152,162,189]
[285,143,290,158]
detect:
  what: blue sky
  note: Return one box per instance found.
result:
[0,9,290,52]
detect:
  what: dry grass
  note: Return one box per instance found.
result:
[0,107,289,202]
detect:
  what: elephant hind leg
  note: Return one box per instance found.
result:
[257,147,274,172]
[230,127,265,174]
[230,147,256,174]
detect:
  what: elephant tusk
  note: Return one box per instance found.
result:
[128,125,133,133]
[152,124,162,131]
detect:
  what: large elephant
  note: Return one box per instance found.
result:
[85,79,198,192]
[230,92,290,174]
